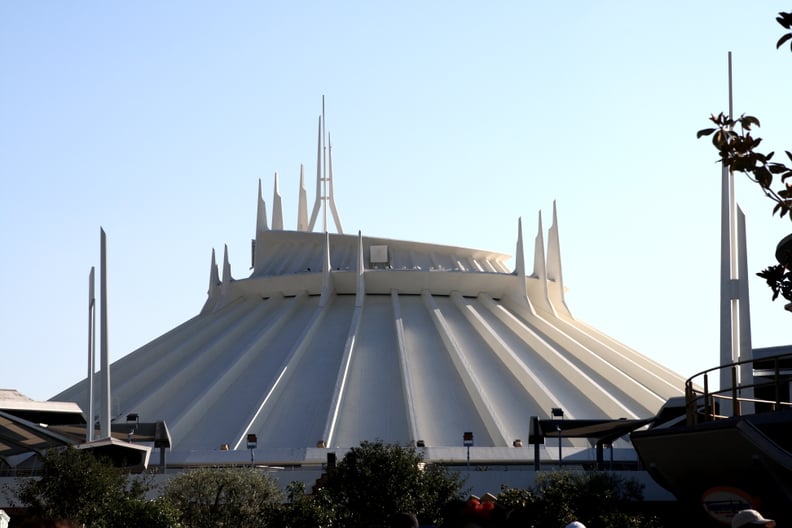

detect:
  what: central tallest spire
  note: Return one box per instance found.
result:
[308,96,343,234]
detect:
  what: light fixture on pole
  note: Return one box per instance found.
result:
[463,431,474,469]
[126,413,139,443]
[551,408,564,468]
[247,434,257,467]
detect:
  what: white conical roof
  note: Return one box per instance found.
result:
[53,112,685,463]
[54,196,684,456]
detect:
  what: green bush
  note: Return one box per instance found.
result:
[319,440,465,528]
[498,471,661,528]
[12,447,178,528]
[162,466,282,528]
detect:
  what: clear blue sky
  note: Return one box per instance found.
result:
[2,2,792,402]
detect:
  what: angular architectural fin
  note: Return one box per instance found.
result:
[221,244,233,297]
[546,201,563,283]
[208,248,220,297]
[327,133,343,234]
[272,172,284,231]
[532,211,546,280]
[546,201,572,318]
[253,181,267,274]
[297,164,309,232]
[308,114,322,231]
[256,179,269,232]
[737,206,754,401]
[355,231,365,307]
[515,217,526,277]
[319,232,333,306]
[512,217,529,305]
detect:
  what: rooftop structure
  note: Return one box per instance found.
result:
[51,107,686,466]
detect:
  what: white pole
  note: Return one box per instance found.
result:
[87,267,95,442]
[100,228,112,439]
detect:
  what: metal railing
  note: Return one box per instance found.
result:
[685,352,792,425]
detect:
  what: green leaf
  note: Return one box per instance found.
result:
[697,128,716,138]
[777,32,792,49]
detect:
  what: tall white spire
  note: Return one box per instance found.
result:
[515,217,525,278]
[532,211,546,280]
[272,172,284,231]
[513,217,529,303]
[719,51,753,395]
[208,248,220,297]
[297,164,309,231]
[86,266,95,442]
[221,244,233,297]
[327,133,343,234]
[546,201,563,284]
[308,115,322,231]
[256,179,269,232]
[307,96,343,234]
[99,228,111,440]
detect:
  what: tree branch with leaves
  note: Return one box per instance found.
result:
[697,11,792,307]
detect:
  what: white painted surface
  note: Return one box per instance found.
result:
[51,186,686,463]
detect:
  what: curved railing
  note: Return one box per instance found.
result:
[685,352,792,425]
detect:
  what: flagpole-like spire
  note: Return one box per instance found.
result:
[87,266,95,442]
[99,228,111,440]
[720,51,738,392]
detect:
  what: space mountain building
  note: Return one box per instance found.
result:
[54,116,685,468]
